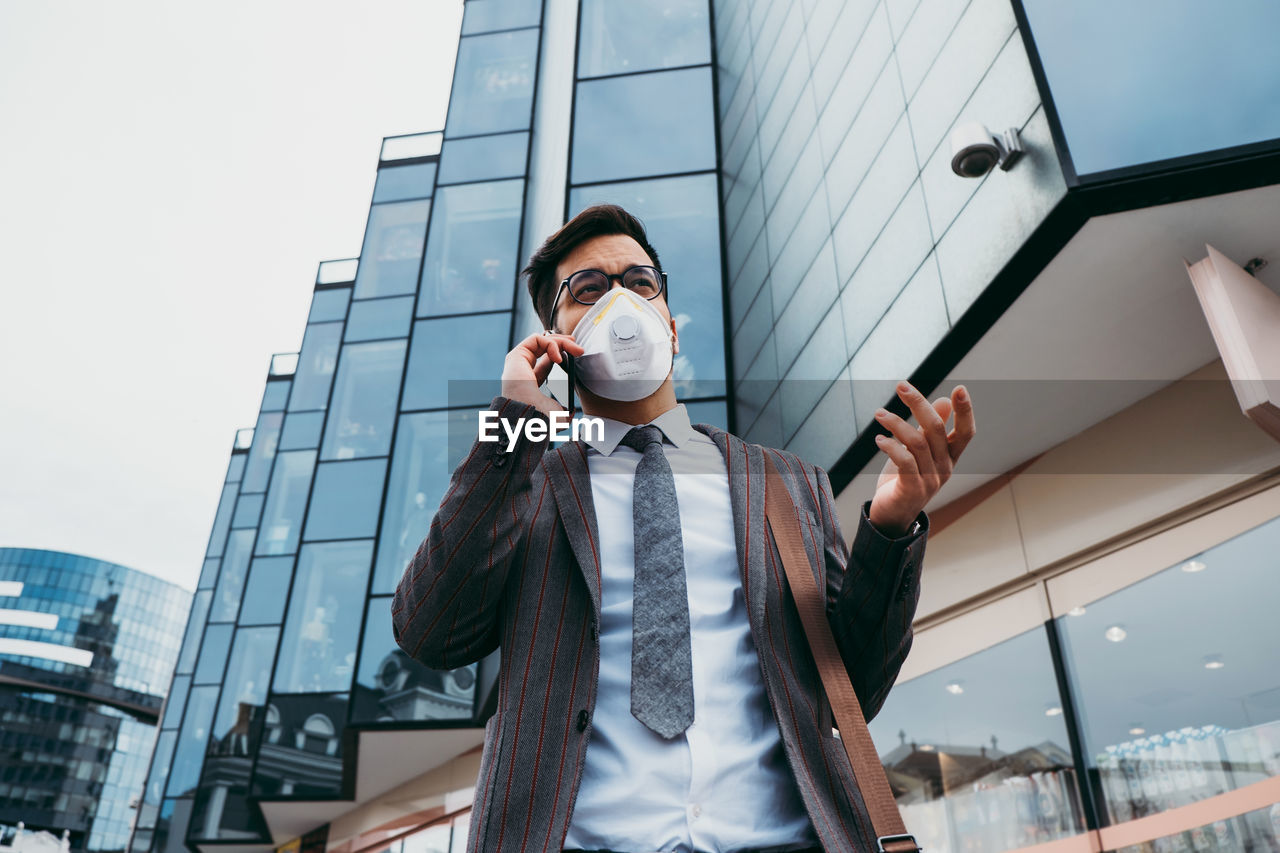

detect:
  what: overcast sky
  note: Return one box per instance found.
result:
[0,1,462,591]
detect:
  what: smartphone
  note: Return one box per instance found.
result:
[563,351,576,418]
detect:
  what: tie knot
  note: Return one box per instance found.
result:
[620,425,664,453]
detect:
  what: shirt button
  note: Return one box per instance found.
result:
[690,803,702,818]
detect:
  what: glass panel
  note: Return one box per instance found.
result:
[445,29,538,137]
[166,686,218,797]
[162,675,191,729]
[868,628,1085,850]
[197,556,220,591]
[1113,803,1279,852]
[239,557,293,626]
[438,132,528,184]
[417,179,524,317]
[354,199,432,299]
[210,529,254,623]
[320,341,407,460]
[175,590,213,674]
[279,411,325,451]
[402,315,509,410]
[568,173,726,393]
[288,322,343,412]
[381,131,443,161]
[241,411,284,493]
[303,459,388,541]
[205,482,239,559]
[153,798,194,853]
[251,693,349,798]
[193,623,234,684]
[142,729,176,812]
[211,627,280,747]
[373,410,474,594]
[308,287,351,322]
[571,67,716,184]
[190,755,266,841]
[461,0,541,34]
[260,379,291,412]
[1057,515,1280,825]
[316,259,359,284]
[372,161,437,203]
[346,295,414,342]
[225,454,246,483]
[352,596,476,722]
[1020,0,1280,176]
[578,0,710,78]
[682,399,728,429]
[271,352,299,376]
[231,492,263,529]
[273,541,373,693]
[255,450,317,557]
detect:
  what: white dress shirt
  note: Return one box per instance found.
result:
[562,404,818,853]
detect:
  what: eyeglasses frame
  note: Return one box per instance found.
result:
[552,265,669,317]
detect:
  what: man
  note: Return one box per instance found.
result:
[392,204,975,853]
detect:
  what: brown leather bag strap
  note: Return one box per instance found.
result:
[763,454,920,853]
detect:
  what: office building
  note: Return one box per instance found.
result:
[0,549,190,853]
[133,0,1280,850]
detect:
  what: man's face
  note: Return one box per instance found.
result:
[550,233,679,355]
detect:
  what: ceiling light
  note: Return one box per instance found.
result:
[944,681,964,695]
[1045,706,1063,717]
[1181,560,1207,573]
[1067,606,1086,617]
[1203,655,1225,670]
[1105,625,1127,643]
[1129,726,1146,736]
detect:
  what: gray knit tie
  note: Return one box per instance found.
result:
[619,425,694,739]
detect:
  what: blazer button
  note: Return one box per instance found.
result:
[576,709,590,732]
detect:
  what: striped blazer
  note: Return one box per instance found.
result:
[391,396,928,853]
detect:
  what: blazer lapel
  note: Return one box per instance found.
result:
[544,439,603,630]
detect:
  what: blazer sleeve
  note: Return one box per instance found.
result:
[813,463,927,722]
[391,395,551,671]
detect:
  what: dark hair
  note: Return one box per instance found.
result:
[522,203,663,331]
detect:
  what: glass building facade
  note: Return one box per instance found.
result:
[0,549,189,853]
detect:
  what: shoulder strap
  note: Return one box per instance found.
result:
[762,453,921,853]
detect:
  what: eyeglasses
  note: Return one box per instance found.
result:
[555,265,668,308]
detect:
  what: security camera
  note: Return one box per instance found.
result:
[949,121,1024,177]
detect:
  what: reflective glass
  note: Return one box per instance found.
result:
[1021,0,1280,175]
[189,755,265,841]
[288,322,343,412]
[1057,515,1280,825]
[346,295,414,342]
[161,675,190,729]
[461,0,541,34]
[238,557,293,626]
[867,628,1085,850]
[273,541,373,693]
[446,29,538,137]
[682,399,728,429]
[210,529,254,623]
[372,161,437,203]
[321,340,407,460]
[402,315,509,410]
[193,623,233,684]
[417,179,524,317]
[438,132,528,184]
[303,458,387,541]
[251,693,349,798]
[175,590,212,674]
[231,492,263,529]
[279,411,325,451]
[142,730,176,811]
[308,287,351,323]
[569,174,726,394]
[578,0,710,78]
[255,450,316,557]
[260,379,290,412]
[211,626,280,747]
[241,410,284,493]
[571,67,716,183]
[205,482,238,559]
[225,454,246,483]
[166,685,217,797]
[351,596,476,722]
[373,410,474,594]
[354,199,431,299]
[197,556,220,591]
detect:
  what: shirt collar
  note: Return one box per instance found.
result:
[584,403,697,457]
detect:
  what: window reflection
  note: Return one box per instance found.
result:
[210,529,253,623]
[868,629,1085,851]
[461,0,540,35]
[251,693,349,798]
[417,179,524,317]
[211,627,279,750]
[571,67,716,184]
[255,450,316,557]
[372,161,437,204]
[1114,802,1280,852]
[578,0,710,78]
[239,557,293,626]
[351,596,476,722]
[166,686,217,797]
[189,755,265,841]
[402,315,509,410]
[161,675,190,729]
[273,541,372,694]
[438,132,528,185]
[446,29,538,137]
[321,340,407,460]
[1057,514,1280,825]
[141,729,176,816]
[241,411,283,493]
[175,591,212,674]
[303,459,387,542]
[288,323,342,412]
[354,200,431,299]
[193,624,233,685]
[345,295,414,342]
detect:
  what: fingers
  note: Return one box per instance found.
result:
[893,381,952,477]
[949,385,976,461]
[511,332,584,368]
[874,406,935,495]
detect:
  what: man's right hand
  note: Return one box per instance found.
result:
[501,332,585,417]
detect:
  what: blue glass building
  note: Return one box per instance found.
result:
[0,549,189,853]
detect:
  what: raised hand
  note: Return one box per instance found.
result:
[501,332,585,416]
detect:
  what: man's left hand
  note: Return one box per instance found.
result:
[868,381,976,537]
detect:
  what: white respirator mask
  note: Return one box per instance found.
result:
[568,287,675,402]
